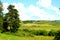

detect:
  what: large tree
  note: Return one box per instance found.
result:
[3,5,20,32]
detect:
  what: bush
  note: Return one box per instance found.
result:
[54,30,60,40]
[31,30,48,36]
[48,30,57,36]
[22,29,31,32]
[12,29,34,37]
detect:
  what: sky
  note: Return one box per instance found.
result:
[1,0,60,20]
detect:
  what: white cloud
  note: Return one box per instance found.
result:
[3,3,9,13]
[48,6,59,12]
[36,0,60,20]
[37,0,51,8]
[2,0,60,20]
[3,3,30,20]
[12,3,30,20]
[37,0,59,12]
[28,5,56,20]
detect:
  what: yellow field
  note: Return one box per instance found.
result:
[20,23,60,31]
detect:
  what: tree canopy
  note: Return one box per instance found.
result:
[0,1,20,33]
[3,5,20,32]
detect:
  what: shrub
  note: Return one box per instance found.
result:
[22,29,31,32]
[31,30,48,36]
[54,30,60,40]
[12,29,34,37]
[48,30,57,36]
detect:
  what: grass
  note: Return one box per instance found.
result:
[0,33,54,40]
[0,21,60,40]
[33,36,54,40]
[20,23,60,31]
[0,33,21,40]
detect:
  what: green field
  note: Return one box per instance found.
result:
[20,22,60,31]
[0,33,54,40]
[0,21,60,40]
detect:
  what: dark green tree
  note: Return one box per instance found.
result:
[3,13,9,32]
[0,1,3,30]
[5,5,20,32]
[54,31,60,40]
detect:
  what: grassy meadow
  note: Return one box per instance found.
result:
[0,20,60,40]
[0,33,54,40]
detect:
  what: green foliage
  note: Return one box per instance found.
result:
[31,30,48,36]
[0,32,54,40]
[7,5,20,32]
[3,5,20,32]
[14,29,34,37]
[22,20,35,24]
[0,1,20,33]
[54,30,60,40]
[22,29,31,32]
[0,1,3,13]
[48,30,57,36]
[0,1,3,31]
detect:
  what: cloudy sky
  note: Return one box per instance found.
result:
[1,0,60,20]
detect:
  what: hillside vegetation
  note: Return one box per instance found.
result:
[0,20,60,40]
